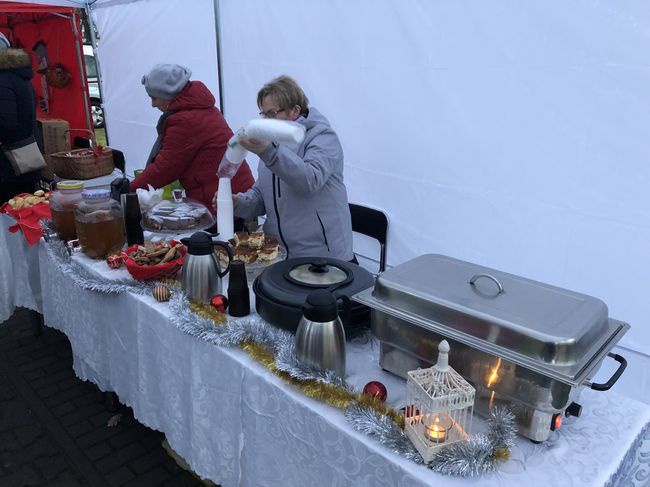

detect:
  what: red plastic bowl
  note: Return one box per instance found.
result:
[121,241,186,281]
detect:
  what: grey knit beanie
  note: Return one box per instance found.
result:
[141,64,192,100]
[0,32,10,51]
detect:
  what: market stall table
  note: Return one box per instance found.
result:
[0,169,125,324]
[0,213,43,323]
[37,243,650,487]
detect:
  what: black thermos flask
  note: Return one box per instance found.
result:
[124,193,144,246]
[227,261,250,317]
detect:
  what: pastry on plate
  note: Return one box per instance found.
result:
[233,246,258,263]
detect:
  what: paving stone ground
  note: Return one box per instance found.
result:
[0,308,207,487]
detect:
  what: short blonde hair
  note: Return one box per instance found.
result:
[257,75,309,116]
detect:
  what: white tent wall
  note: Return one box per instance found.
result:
[9,0,649,404]
[218,0,650,404]
[88,0,220,176]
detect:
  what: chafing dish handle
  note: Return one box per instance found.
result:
[469,273,504,294]
[586,353,627,391]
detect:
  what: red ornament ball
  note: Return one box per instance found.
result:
[210,294,229,313]
[363,381,388,402]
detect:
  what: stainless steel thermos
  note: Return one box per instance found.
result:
[180,232,232,303]
[294,289,346,377]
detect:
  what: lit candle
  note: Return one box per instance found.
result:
[486,358,502,388]
[425,417,447,443]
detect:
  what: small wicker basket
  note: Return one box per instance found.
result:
[49,129,115,180]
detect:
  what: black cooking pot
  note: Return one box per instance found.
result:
[253,257,375,334]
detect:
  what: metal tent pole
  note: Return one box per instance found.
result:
[70,10,93,134]
[213,0,225,115]
[84,2,108,144]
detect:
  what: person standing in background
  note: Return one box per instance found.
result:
[129,64,254,211]
[0,32,42,204]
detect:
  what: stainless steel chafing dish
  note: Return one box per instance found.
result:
[353,254,629,442]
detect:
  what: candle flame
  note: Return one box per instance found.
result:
[426,416,448,442]
[486,358,502,388]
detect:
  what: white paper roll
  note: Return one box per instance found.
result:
[244,119,306,144]
[216,120,306,179]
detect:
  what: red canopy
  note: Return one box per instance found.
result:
[1,2,93,141]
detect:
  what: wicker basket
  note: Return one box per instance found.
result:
[49,147,115,180]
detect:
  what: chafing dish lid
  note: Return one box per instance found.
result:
[355,254,628,381]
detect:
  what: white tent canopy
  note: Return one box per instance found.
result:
[11,0,650,405]
[91,0,221,169]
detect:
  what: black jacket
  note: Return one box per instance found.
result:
[0,48,40,183]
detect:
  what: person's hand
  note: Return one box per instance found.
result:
[212,192,239,213]
[239,137,270,155]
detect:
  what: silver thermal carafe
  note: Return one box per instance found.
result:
[180,232,232,303]
[294,289,347,378]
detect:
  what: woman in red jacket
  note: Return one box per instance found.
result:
[130,64,254,211]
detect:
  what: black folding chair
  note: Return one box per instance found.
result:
[111,149,125,173]
[73,136,91,148]
[349,203,388,273]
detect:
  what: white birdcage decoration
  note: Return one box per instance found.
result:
[404,340,475,463]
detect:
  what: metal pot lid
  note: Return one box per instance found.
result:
[255,256,374,308]
[353,254,629,384]
[286,258,350,287]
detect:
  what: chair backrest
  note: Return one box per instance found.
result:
[349,203,388,272]
[73,136,91,148]
[111,149,126,173]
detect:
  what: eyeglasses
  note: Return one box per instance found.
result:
[259,108,285,119]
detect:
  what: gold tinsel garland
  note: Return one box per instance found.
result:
[189,300,228,324]
[192,301,404,427]
[492,447,511,462]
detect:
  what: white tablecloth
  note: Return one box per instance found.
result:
[35,243,650,487]
[0,213,42,323]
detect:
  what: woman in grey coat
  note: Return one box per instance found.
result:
[234,75,354,261]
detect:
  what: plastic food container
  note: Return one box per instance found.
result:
[142,197,215,234]
[50,180,84,241]
[74,189,124,259]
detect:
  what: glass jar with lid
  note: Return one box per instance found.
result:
[74,189,125,259]
[50,180,84,241]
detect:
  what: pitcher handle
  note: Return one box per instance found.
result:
[213,241,233,277]
[336,295,351,328]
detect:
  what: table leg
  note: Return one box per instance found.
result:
[105,391,120,412]
[30,310,44,336]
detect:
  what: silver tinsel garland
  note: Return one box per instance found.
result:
[167,290,352,390]
[345,404,517,477]
[41,221,151,295]
[345,404,425,464]
[40,220,516,477]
